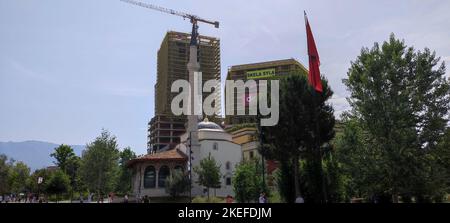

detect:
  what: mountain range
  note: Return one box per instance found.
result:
[0,140,85,171]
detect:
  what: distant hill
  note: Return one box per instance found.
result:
[0,140,85,171]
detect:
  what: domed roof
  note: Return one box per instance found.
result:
[198,118,223,131]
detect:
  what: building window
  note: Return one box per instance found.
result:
[158,165,170,188]
[143,166,156,188]
[249,151,254,159]
[226,177,231,186]
[226,161,231,170]
[213,142,218,151]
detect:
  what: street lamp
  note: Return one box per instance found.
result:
[182,130,199,203]
[37,176,43,203]
[183,131,195,203]
[257,122,266,189]
[188,131,192,203]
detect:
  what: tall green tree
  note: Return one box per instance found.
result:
[334,117,384,201]
[260,74,335,203]
[274,160,296,203]
[50,144,81,199]
[342,34,450,202]
[0,154,12,195]
[194,154,221,199]
[319,151,346,202]
[232,159,264,203]
[45,170,71,202]
[79,129,120,197]
[8,161,30,194]
[165,169,190,198]
[66,156,82,194]
[116,147,136,194]
[51,144,76,172]
[436,128,450,193]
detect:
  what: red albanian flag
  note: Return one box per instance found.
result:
[305,12,323,93]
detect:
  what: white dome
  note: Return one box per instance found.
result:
[198,118,223,131]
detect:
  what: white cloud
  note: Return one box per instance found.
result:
[8,59,56,85]
[329,93,350,119]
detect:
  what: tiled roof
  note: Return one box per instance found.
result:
[127,149,187,167]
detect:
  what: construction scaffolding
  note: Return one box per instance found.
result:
[149,31,221,152]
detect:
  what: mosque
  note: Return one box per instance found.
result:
[127,118,242,198]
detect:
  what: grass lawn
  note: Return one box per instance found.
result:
[144,196,191,203]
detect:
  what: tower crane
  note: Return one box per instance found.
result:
[120,0,219,45]
[121,0,220,198]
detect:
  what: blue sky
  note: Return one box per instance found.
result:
[1,0,449,155]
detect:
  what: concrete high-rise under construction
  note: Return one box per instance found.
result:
[148,31,221,153]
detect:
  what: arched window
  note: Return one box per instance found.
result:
[213,142,218,150]
[143,166,156,188]
[225,161,231,170]
[158,165,170,188]
[226,177,232,186]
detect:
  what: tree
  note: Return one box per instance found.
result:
[342,34,450,202]
[318,151,346,202]
[116,147,136,194]
[45,170,71,202]
[232,159,264,203]
[334,117,384,201]
[0,154,12,195]
[418,127,450,202]
[436,128,450,194]
[273,160,296,203]
[66,156,82,194]
[194,154,221,199]
[51,144,76,173]
[8,161,30,194]
[165,169,190,198]
[79,129,120,198]
[260,74,335,203]
[51,144,81,200]
[26,168,52,195]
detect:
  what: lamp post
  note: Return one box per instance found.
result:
[184,131,194,203]
[257,122,266,190]
[189,131,192,203]
[37,177,43,203]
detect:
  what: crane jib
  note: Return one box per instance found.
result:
[120,0,219,29]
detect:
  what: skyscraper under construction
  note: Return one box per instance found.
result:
[148,31,221,153]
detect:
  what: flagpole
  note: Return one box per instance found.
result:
[304,11,328,203]
[313,90,328,204]
[304,10,307,23]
